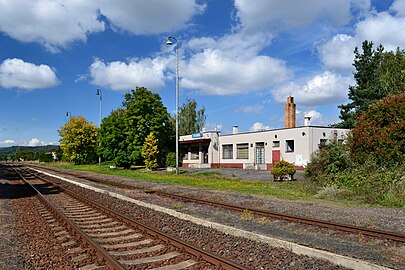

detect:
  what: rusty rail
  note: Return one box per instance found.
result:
[16,166,249,270]
[27,165,405,243]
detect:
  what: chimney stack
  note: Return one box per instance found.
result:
[285,96,296,128]
[232,125,238,134]
[304,116,311,126]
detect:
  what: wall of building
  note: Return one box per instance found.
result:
[179,126,350,170]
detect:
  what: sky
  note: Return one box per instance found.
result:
[1,0,405,147]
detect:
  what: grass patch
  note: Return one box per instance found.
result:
[42,162,403,208]
[46,163,313,201]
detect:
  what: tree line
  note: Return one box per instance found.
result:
[58,86,206,168]
[306,40,404,207]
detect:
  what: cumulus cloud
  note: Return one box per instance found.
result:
[319,4,405,72]
[235,0,351,32]
[355,12,405,50]
[250,122,272,131]
[0,0,104,52]
[27,138,44,146]
[181,49,289,95]
[0,0,203,51]
[390,0,405,16]
[99,0,205,35]
[274,72,353,106]
[318,34,356,72]
[89,58,168,91]
[0,58,59,90]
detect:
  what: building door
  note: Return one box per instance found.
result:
[272,150,281,165]
[202,145,209,164]
[255,142,265,164]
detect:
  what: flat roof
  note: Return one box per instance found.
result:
[220,125,350,137]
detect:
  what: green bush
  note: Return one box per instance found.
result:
[165,152,176,167]
[304,141,351,183]
[271,160,296,177]
[350,93,405,166]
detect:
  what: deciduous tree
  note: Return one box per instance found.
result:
[350,93,405,166]
[142,132,159,170]
[58,116,98,164]
[178,98,206,135]
[99,86,173,168]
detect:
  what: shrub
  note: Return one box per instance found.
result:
[165,152,176,167]
[272,160,296,180]
[304,141,351,184]
[350,93,405,166]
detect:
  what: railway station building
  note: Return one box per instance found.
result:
[179,97,350,170]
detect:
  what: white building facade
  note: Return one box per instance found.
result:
[179,126,350,170]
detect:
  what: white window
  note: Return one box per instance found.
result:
[237,143,249,159]
[222,144,233,159]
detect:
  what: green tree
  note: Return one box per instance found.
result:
[377,48,405,96]
[99,87,173,168]
[142,132,159,170]
[336,40,385,128]
[350,93,405,166]
[99,109,131,168]
[178,98,206,135]
[58,116,99,164]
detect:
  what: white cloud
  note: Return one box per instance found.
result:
[235,0,351,32]
[274,72,353,106]
[250,122,272,131]
[1,139,16,144]
[0,0,203,51]
[99,0,205,35]
[0,0,104,52]
[318,34,356,72]
[27,138,44,146]
[302,110,324,125]
[236,105,264,114]
[355,12,405,50]
[319,7,405,72]
[181,49,289,95]
[390,0,405,16]
[0,58,59,90]
[89,58,167,91]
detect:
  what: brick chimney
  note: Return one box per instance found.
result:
[285,96,296,128]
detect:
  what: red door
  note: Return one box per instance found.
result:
[272,150,280,165]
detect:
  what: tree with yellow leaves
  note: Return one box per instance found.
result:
[142,132,159,170]
[58,116,98,164]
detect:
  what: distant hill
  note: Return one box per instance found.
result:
[0,145,59,155]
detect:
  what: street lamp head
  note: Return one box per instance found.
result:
[166,36,177,45]
[66,112,70,117]
[96,89,101,96]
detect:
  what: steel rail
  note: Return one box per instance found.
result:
[13,168,125,270]
[19,166,249,270]
[27,165,405,243]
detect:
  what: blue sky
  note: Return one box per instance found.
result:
[1,0,404,147]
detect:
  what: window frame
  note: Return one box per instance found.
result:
[222,144,233,159]
[236,143,249,159]
[286,140,294,153]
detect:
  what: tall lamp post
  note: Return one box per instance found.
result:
[96,89,102,166]
[166,36,179,174]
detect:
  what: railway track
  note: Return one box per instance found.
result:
[27,164,405,244]
[13,166,249,270]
